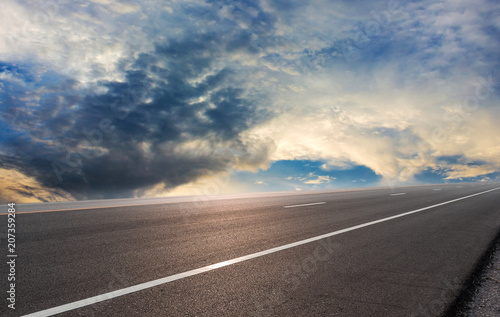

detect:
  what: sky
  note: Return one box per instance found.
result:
[1,0,500,203]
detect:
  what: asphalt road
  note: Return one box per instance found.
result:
[1,183,500,316]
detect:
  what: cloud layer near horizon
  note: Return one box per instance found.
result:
[1,0,499,202]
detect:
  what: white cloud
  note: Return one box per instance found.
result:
[247,62,500,183]
[304,175,332,185]
[240,0,500,183]
[0,0,191,84]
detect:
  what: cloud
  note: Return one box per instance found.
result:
[1,0,499,201]
[0,1,281,200]
[303,175,332,185]
[0,156,74,203]
[244,0,500,185]
[250,70,500,184]
[0,167,74,204]
[444,165,498,180]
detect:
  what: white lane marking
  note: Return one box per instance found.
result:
[390,193,406,196]
[433,188,442,191]
[22,187,500,317]
[284,202,326,208]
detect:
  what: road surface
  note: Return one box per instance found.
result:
[1,183,500,316]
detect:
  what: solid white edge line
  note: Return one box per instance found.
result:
[22,187,500,317]
[390,193,406,196]
[283,202,326,208]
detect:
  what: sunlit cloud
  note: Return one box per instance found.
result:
[0,167,74,204]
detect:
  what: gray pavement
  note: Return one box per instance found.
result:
[1,183,499,316]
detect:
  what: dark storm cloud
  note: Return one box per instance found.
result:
[0,13,276,199]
